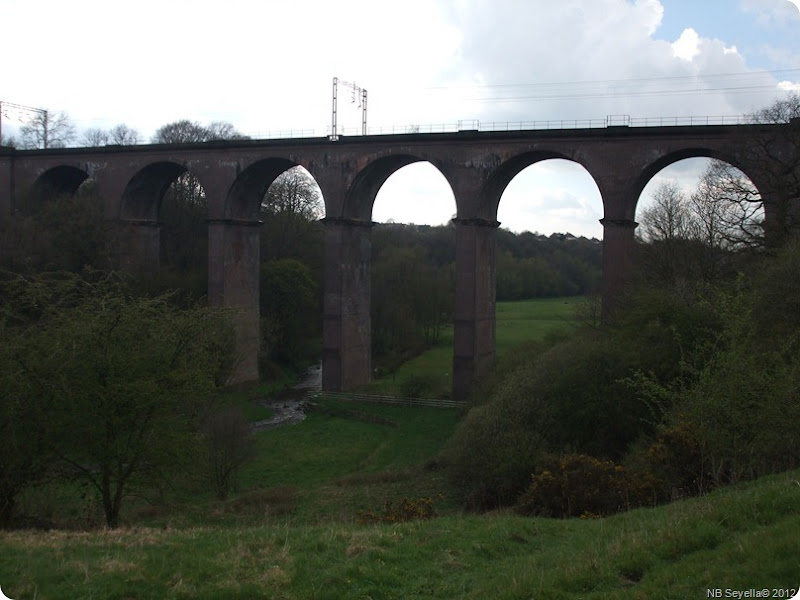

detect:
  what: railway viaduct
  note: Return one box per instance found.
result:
[1,122,797,400]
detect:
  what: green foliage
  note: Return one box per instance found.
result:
[369,224,599,371]
[398,373,439,398]
[0,273,236,528]
[260,258,319,368]
[637,417,707,498]
[624,241,800,494]
[1,469,798,598]
[515,454,659,518]
[495,229,601,300]
[1,185,112,273]
[443,362,548,510]
[357,495,443,524]
[371,240,453,360]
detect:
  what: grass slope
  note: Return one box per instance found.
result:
[2,469,798,599]
[4,297,796,598]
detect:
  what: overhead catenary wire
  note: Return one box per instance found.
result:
[420,69,800,105]
[423,68,800,91]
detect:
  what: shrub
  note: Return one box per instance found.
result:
[516,454,659,518]
[443,362,547,510]
[399,373,438,398]
[357,495,442,525]
[643,417,708,497]
[201,407,256,500]
[626,268,800,490]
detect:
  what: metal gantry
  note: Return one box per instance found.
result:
[330,77,367,141]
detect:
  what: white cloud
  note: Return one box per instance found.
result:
[741,0,800,26]
[3,0,796,235]
[672,28,701,61]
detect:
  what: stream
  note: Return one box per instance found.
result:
[250,363,321,432]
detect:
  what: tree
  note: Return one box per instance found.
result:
[200,407,255,500]
[0,183,112,273]
[2,274,236,528]
[150,120,247,281]
[81,124,140,147]
[636,173,760,286]
[689,160,763,251]
[151,119,247,145]
[109,123,140,145]
[744,93,800,246]
[206,121,248,141]
[260,167,324,261]
[638,181,691,243]
[260,258,319,367]
[19,110,76,149]
[152,119,210,144]
[81,127,109,147]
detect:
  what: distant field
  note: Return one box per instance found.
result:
[367,296,585,397]
[494,296,583,356]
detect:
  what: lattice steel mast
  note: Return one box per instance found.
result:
[330,77,367,141]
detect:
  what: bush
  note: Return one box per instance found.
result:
[443,362,547,510]
[516,454,659,518]
[398,373,438,398]
[201,407,256,500]
[626,264,800,490]
[357,495,442,525]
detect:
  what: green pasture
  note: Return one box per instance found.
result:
[367,296,584,397]
[3,465,797,599]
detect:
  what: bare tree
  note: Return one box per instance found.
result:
[638,181,691,243]
[109,124,140,145]
[81,127,109,147]
[689,160,763,251]
[261,167,323,221]
[261,167,323,259]
[19,111,76,149]
[744,93,800,246]
[206,121,248,141]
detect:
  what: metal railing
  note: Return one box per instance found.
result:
[272,114,750,139]
[12,114,753,150]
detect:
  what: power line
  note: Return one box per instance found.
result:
[423,69,800,92]
[466,84,789,104]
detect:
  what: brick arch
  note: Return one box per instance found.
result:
[480,151,595,223]
[120,161,209,221]
[631,148,759,221]
[343,154,424,221]
[226,157,299,220]
[344,152,458,222]
[34,165,90,196]
[19,165,92,215]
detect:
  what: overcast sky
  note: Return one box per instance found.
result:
[2,0,799,237]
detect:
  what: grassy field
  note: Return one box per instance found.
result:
[366,296,584,397]
[2,396,798,600]
[3,296,797,598]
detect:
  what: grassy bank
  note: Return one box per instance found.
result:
[4,295,796,598]
[2,467,797,599]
